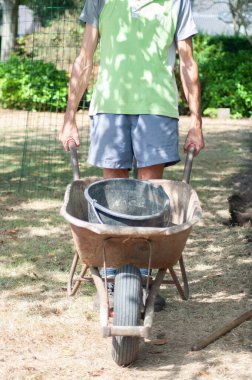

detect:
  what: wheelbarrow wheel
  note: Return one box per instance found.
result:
[112,264,142,366]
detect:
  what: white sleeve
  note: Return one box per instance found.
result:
[79,0,101,28]
[175,0,198,41]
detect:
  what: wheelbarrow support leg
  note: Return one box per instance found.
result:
[89,267,109,330]
[144,269,167,331]
[67,252,88,297]
[168,258,189,301]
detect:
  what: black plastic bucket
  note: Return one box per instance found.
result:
[84,178,170,227]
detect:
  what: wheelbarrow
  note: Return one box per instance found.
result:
[60,145,202,366]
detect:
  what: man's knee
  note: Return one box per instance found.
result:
[138,164,164,180]
[103,168,129,178]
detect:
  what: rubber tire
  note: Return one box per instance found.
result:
[112,265,142,366]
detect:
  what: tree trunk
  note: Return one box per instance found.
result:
[1,0,19,61]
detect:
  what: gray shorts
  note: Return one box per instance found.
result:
[88,114,180,169]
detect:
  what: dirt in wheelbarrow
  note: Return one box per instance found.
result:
[0,117,251,380]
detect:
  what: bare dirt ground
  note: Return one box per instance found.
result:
[0,117,251,380]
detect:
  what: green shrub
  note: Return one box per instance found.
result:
[203,108,218,118]
[0,54,68,112]
[200,50,252,118]
[177,35,252,118]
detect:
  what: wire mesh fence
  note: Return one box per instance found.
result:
[0,109,93,197]
[0,3,101,198]
[0,1,240,199]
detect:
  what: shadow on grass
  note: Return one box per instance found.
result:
[1,124,251,285]
[0,135,103,198]
[0,123,251,373]
[1,123,251,199]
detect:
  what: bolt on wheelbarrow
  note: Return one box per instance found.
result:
[60,144,202,366]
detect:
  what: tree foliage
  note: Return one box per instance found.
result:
[195,0,252,43]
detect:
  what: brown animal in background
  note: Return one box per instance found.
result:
[228,194,252,227]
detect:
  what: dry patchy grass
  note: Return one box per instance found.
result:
[0,117,252,379]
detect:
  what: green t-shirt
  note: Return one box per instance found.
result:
[80,0,197,118]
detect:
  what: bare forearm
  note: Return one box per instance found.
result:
[177,37,204,155]
[60,24,98,151]
[64,24,98,124]
[64,54,93,122]
[180,59,202,127]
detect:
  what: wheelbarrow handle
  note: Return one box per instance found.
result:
[69,141,80,181]
[182,145,195,184]
[69,142,194,183]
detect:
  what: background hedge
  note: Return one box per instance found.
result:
[0,33,251,117]
[177,35,252,118]
[0,54,68,112]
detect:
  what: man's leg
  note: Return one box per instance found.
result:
[88,114,133,309]
[103,168,129,179]
[102,166,165,296]
[138,163,164,278]
[103,165,164,277]
[137,164,164,180]
[138,164,167,311]
[100,168,129,282]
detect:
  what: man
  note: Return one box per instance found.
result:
[60,0,205,310]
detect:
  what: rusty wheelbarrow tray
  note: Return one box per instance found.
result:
[60,146,202,365]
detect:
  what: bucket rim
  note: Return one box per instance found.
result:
[84,178,170,221]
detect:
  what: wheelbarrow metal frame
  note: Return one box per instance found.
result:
[61,145,201,338]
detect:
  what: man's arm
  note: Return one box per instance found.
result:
[177,37,205,156]
[59,23,98,151]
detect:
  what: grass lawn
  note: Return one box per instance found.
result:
[0,115,251,379]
